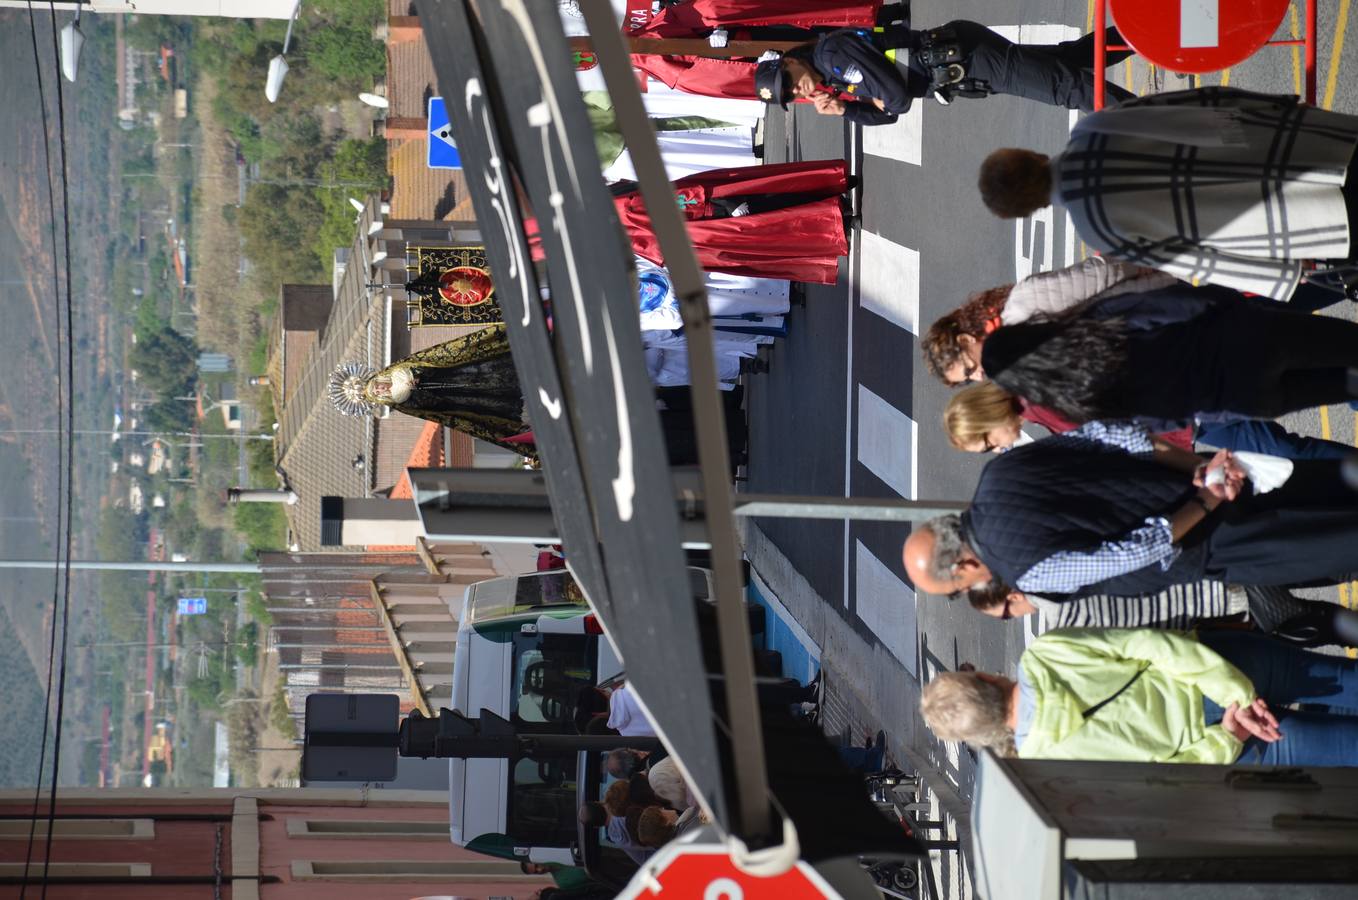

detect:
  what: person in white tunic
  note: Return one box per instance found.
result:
[636,257,785,390]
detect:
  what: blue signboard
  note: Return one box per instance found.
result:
[178,597,208,616]
[427,97,462,169]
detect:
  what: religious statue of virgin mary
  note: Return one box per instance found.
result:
[328,325,535,458]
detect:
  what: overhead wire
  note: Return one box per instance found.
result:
[38,1,78,895]
[17,3,76,896]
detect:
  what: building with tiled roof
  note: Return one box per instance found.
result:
[266,9,509,552]
[273,284,332,409]
[269,201,502,551]
[383,6,474,222]
[270,204,382,551]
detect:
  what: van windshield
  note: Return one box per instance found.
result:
[471,572,589,626]
[512,631,598,731]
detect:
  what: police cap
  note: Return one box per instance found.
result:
[754,53,789,109]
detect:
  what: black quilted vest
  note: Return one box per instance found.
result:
[962,438,1206,597]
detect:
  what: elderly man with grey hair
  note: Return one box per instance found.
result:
[900,421,1358,600]
[921,626,1358,767]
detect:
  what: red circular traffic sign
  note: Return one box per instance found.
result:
[1110,0,1289,73]
[617,844,841,900]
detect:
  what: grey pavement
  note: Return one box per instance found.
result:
[739,3,1358,898]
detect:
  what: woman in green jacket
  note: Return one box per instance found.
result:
[921,627,1358,766]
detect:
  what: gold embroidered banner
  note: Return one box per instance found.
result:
[404,245,503,327]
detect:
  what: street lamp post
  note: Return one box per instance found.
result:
[59,6,85,82]
[265,1,303,103]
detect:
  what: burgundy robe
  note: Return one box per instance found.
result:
[616,160,849,284]
[635,0,882,35]
[630,53,762,101]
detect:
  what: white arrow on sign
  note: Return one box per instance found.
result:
[1180,0,1219,48]
[430,123,458,149]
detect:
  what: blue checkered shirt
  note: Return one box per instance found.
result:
[1014,422,1178,595]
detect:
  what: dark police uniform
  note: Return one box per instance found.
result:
[798,23,1135,125]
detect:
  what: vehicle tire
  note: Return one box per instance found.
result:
[892,867,919,892]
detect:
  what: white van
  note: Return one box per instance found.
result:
[448,569,621,862]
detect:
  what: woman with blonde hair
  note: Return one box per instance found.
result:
[942,377,1352,462]
[942,383,1025,453]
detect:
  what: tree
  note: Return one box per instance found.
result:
[124,16,191,53]
[233,502,287,554]
[187,676,222,711]
[239,183,326,289]
[299,26,385,88]
[313,137,389,262]
[236,622,260,667]
[96,506,145,561]
[130,327,198,398]
[144,399,195,434]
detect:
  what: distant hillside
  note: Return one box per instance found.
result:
[0,602,48,788]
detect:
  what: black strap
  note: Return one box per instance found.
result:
[1082,667,1146,719]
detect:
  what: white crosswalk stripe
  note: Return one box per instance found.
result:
[857,383,917,499]
[858,229,921,335]
[854,540,919,675]
[861,99,924,165]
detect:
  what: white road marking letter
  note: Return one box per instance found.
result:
[1181,0,1220,48]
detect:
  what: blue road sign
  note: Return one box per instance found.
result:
[427,97,462,169]
[178,597,208,616]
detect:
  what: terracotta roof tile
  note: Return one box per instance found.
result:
[388,139,472,221]
[388,421,444,501]
[447,431,475,468]
[388,37,435,120]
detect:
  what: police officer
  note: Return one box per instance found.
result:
[753,23,1135,125]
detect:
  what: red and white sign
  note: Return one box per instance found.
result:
[617,842,844,900]
[1109,0,1288,73]
[623,0,653,32]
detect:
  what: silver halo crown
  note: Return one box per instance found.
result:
[328,362,380,417]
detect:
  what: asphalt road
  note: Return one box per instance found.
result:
[741,1,1358,893]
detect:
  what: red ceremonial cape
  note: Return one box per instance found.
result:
[630,53,762,101]
[636,0,882,35]
[616,160,849,284]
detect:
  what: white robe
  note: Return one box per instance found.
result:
[636,258,788,331]
[604,127,757,182]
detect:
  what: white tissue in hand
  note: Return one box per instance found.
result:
[1233,451,1293,494]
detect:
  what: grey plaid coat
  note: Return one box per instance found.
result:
[1055,87,1358,301]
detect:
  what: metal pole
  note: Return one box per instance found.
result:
[1305,0,1318,105]
[568,34,805,58]
[271,625,385,632]
[270,643,390,651]
[1093,0,1106,110]
[278,663,403,671]
[581,0,772,844]
[412,469,967,533]
[731,495,967,522]
[0,560,261,573]
[0,429,274,440]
